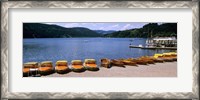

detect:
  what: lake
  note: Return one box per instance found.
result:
[23,38,173,65]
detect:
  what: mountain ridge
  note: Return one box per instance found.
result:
[103,23,177,38]
[23,23,102,38]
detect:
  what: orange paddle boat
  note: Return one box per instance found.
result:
[70,60,85,72]
[55,60,70,74]
[84,59,99,71]
[23,62,39,77]
[39,61,54,75]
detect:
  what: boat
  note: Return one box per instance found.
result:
[111,59,125,68]
[55,60,70,74]
[84,59,99,71]
[70,60,85,72]
[140,56,164,63]
[126,58,148,65]
[138,57,155,64]
[39,61,54,75]
[101,58,111,68]
[169,52,177,56]
[154,54,174,62]
[23,68,30,77]
[163,53,177,61]
[118,59,137,66]
[168,52,177,61]
[23,62,39,77]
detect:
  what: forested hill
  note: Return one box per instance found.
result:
[104,23,177,38]
[23,23,102,38]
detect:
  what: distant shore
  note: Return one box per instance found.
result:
[42,62,177,77]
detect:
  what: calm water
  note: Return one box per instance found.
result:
[23,38,173,65]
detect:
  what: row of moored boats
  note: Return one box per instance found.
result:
[23,52,177,77]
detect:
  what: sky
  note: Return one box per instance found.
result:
[44,22,162,31]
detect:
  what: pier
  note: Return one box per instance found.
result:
[129,45,177,50]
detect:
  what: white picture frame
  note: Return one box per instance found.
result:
[1,1,199,99]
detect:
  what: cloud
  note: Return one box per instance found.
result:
[111,24,119,28]
[99,27,105,30]
[44,23,55,25]
[64,23,79,28]
[120,24,131,30]
[157,22,164,25]
[91,23,97,26]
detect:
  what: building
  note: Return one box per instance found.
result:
[146,37,177,47]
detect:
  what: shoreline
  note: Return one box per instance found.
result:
[42,62,177,77]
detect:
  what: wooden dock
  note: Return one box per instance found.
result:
[129,45,177,50]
